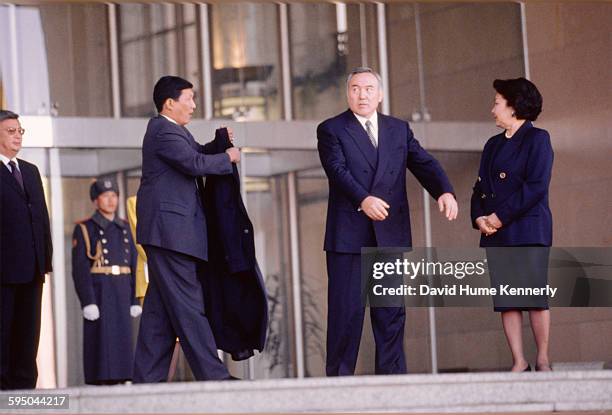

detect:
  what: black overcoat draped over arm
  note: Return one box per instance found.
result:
[201,128,268,361]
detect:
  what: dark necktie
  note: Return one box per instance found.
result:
[365,120,378,149]
[8,160,25,192]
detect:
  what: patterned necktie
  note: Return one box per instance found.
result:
[8,160,25,192]
[365,120,377,149]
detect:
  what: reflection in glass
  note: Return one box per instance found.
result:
[296,168,328,376]
[118,4,201,118]
[210,4,282,121]
[387,3,524,122]
[38,4,112,116]
[241,150,323,378]
[245,174,293,378]
[51,149,141,386]
[289,4,378,120]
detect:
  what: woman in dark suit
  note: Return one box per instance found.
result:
[471,78,553,372]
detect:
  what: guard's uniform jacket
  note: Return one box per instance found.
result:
[71,211,138,384]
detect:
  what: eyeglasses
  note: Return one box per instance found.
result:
[4,127,25,136]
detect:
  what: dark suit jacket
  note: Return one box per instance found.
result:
[136,115,233,260]
[470,121,553,247]
[317,110,454,253]
[0,159,52,284]
[201,128,268,360]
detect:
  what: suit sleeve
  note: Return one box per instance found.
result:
[156,130,232,177]
[494,131,553,226]
[128,230,139,306]
[470,143,489,229]
[71,225,96,308]
[405,123,454,200]
[317,122,370,208]
[35,166,53,273]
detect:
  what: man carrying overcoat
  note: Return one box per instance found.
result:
[133,76,240,382]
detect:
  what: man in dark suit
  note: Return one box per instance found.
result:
[317,68,458,376]
[133,76,240,382]
[0,109,53,389]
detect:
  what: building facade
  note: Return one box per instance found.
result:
[0,2,610,387]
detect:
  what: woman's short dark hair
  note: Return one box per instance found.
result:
[493,77,543,121]
[153,76,193,113]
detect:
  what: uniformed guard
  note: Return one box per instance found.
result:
[71,177,141,385]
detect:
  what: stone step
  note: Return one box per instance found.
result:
[552,361,608,371]
[2,370,611,413]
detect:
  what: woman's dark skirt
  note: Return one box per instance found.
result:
[486,246,551,312]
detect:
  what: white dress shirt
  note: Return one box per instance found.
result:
[353,111,378,147]
[161,114,179,125]
[0,153,19,172]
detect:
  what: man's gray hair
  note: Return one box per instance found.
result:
[346,67,383,89]
[0,109,19,123]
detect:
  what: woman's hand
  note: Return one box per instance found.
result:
[485,213,502,229]
[476,216,497,236]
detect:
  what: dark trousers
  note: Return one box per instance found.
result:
[1,280,43,390]
[133,245,229,382]
[326,252,407,376]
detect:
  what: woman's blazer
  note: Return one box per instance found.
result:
[470,121,554,247]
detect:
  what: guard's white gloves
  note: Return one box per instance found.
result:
[83,304,100,321]
[130,305,143,318]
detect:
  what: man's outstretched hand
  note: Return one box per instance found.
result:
[437,192,458,220]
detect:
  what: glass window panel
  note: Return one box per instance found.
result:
[289,4,343,120]
[117,4,146,41]
[297,168,328,377]
[39,4,112,116]
[427,151,499,373]
[387,5,421,122]
[150,3,175,32]
[151,32,178,76]
[181,4,196,25]
[210,4,282,121]
[182,5,200,89]
[120,40,155,116]
[388,3,524,122]
[118,4,202,118]
[289,4,378,121]
[51,148,141,386]
[244,171,293,378]
[346,4,379,70]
